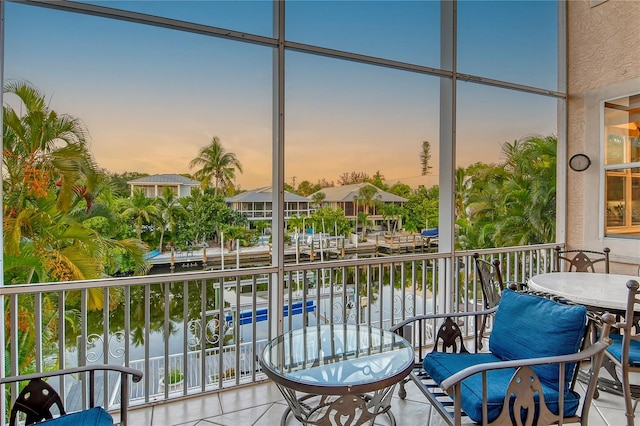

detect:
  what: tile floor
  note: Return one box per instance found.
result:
[124,378,630,426]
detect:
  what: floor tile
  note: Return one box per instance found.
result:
[203,403,274,426]
[217,381,284,413]
[152,394,223,425]
[126,406,154,425]
[252,402,290,426]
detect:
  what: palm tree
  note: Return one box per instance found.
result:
[311,191,326,209]
[353,184,381,237]
[3,80,149,284]
[380,203,402,234]
[155,187,187,251]
[456,135,557,250]
[355,183,381,215]
[189,136,243,196]
[120,189,159,240]
[3,80,95,214]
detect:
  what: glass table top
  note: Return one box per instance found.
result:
[260,324,415,393]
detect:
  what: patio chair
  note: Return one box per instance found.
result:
[392,288,615,425]
[603,279,640,426]
[2,365,143,426]
[554,246,611,273]
[473,253,528,350]
[473,254,504,350]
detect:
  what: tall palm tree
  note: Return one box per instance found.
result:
[189,136,243,196]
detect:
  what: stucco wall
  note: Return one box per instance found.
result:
[567,0,640,273]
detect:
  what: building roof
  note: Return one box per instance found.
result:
[226,186,310,203]
[310,183,407,203]
[128,174,200,186]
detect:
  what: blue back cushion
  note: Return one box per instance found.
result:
[489,289,587,389]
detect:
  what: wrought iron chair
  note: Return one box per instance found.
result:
[2,365,143,426]
[554,246,611,273]
[603,279,640,426]
[473,253,504,350]
[391,288,615,425]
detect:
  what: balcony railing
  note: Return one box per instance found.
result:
[0,243,559,423]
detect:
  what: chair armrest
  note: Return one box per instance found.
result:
[1,365,143,385]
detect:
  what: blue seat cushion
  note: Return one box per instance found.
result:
[489,289,587,390]
[606,334,640,366]
[40,407,113,425]
[423,352,581,423]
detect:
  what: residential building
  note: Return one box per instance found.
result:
[226,186,313,226]
[128,174,201,198]
[310,183,407,232]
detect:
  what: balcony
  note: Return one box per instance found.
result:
[4,243,627,425]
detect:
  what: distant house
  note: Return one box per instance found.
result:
[128,174,201,198]
[310,183,407,231]
[226,187,313,225]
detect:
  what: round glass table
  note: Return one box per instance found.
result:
[260,323,415,426]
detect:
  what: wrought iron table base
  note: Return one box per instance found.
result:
[275,383,398,426]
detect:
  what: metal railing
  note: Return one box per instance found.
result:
[0,243,558,422]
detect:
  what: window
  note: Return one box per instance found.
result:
[2,0,563,281]
[604,94,640,237]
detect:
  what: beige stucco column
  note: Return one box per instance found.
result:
[566,0,640,273]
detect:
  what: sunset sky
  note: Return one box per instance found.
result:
[3,1,558,190]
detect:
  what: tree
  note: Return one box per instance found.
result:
[311,191,326,209]
[368,171,388,191]
[402,185,439,232]
[388,182,412,198]
[155,186,187,251]
[380,203,403,234]
[3,80,95,214]
[296,180,320,197]
[455,135,557,250]
[104,171,148,198]
[120,189,159,240]
[175,189,247,247]
[310,207,351,236]
[338,171,369,185]
[353,184,381,237]
[2,81,149,375]
[355,184,381,215]
[3,80,148,284]
[189,136,243,196]
[420,140,433,176]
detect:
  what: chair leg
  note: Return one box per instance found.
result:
[623,370,636,426]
